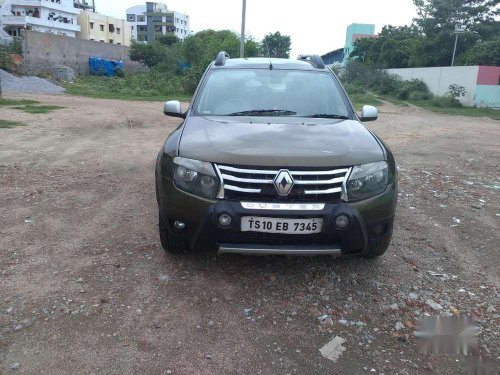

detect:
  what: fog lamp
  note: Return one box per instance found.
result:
[174,220,186,230]
[335,215,350,229]
[218,213,233,227]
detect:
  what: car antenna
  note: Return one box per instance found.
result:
[264,39,273,70]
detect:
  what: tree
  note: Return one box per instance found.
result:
[129,40,168,68]
[413,0,498,36]
[457,37,500,65]
[181,30,260,93]
[260,32,291,58]
[350,26,422,68]
[349,0,499,68]
[156,35,180,46]
[244,38,261,58]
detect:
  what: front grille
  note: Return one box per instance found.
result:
[220,231,334,246]
[214,164,351,202]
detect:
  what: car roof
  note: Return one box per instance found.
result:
[211,57,329,71]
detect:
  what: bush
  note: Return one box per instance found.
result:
[408,91,432,101]
[397,80,430,100]
[427,96,462,108]
[448,84,466,99]
[181,64,207,94]
[376,73,401,95]
[67,70,186,99]
[0,38,22,70]
[342,61,432,103]
[342,82,365,95]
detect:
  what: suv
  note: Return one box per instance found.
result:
[155,52,397,257]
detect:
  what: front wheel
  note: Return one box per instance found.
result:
[158,212,189,254]
[363,223,394,258]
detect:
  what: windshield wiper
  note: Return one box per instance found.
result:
[305,114,349,119]
[227,109,297,116]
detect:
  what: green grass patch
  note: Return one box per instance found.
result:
[349,92,383,111]
[376,95,409,107]
[13,105,64,114]
[0,98,39,106]
[0,119,25,128]
[64,85,191,102]
[62,73,192,103]
[410,101,500,120]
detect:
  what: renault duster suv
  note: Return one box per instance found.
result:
[155,52,397,257]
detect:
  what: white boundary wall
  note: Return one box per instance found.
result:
[386,66,479,106]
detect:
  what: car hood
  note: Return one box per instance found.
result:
[178,116,384,167]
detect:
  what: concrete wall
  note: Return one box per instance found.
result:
[386,66,479,106]
[20,30,148,75]
[475,66,500,108]
[386,66,500,108]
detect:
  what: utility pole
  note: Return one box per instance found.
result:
[240,0,246,58]
[451,33,459,66]
[451,24,466,66]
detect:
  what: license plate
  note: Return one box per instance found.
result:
[241,217,323,234]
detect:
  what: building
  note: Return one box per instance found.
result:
[126,2,189,44]
[321,48,344,65]
[77,11,132,45]
[343,23,376,63]
[73,0,95,13]
[0,0,81,38]
[321,23,377,67]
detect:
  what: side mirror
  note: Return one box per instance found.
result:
[164,100,185,118]
[360,105,378,122]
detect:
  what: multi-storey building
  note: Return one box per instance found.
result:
[126,2,189,44]
[0,0,81,38]
[321,23,377,66]
[77,10,131,45]
[343,23,376,62]
[73,0,94,12]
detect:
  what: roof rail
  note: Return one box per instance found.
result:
[215,51,230,66]
[297,55,325,69]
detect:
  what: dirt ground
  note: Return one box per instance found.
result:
[0,94,498,375]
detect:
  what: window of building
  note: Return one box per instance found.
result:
[137,15,145,22]
[100,40,104,42]
[165,15,173,22]
[131,26,134,30]
[138,25,147,32]
[109,24,115,33]
[90,22,94,29]
[127,14,135,22]
[117,42,121,45]
[117,27,121,34]
[155,25,162,33]
[100,24,104,31]
[138,34,147,42]
[109,39,113,44]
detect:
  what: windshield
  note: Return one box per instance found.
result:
[195,69,350,118]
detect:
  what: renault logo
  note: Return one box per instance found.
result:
[274,170,294,196]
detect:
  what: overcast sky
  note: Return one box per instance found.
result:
[97,0,418,56]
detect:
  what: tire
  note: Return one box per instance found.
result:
[158,212,189,254]
[363,224,394,258]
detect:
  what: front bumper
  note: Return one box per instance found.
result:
[157,175,397,256]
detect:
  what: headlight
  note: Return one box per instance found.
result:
[347,161,388,201]
[173,157,219,199]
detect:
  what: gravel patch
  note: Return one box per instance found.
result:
[0,69,65,94]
